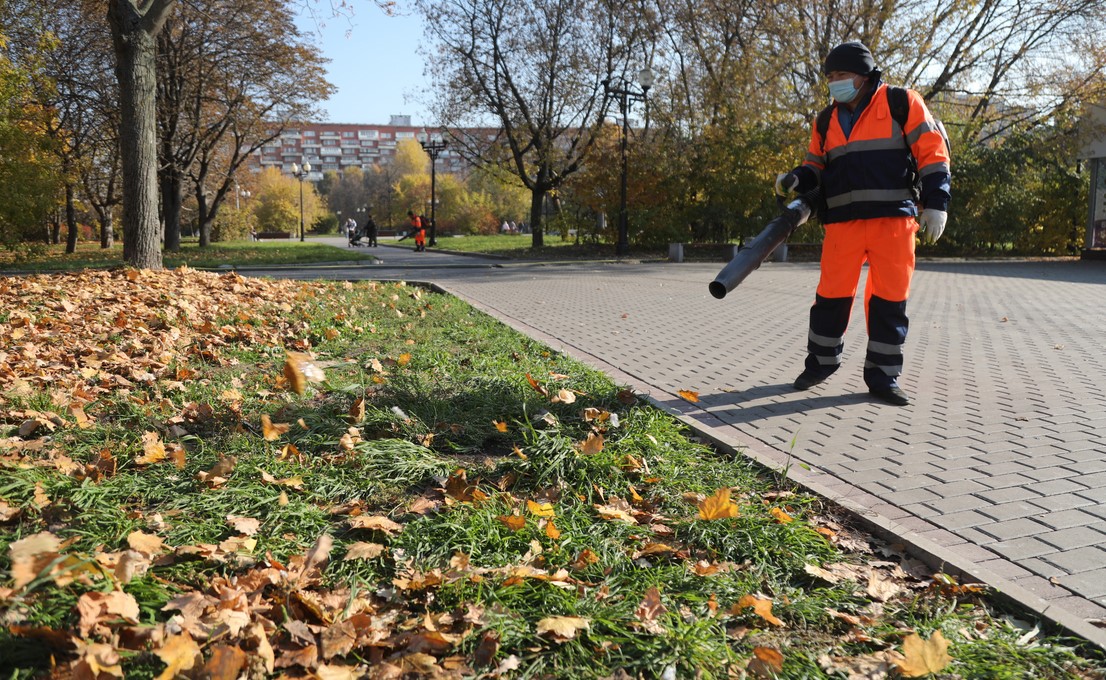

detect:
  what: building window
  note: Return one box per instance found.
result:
[358,129,379,140]
[303,130,315,137]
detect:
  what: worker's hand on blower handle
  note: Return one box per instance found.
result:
[775,173,799,199]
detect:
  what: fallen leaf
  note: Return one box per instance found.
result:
[261,414,290,441]
[136,431,167,465]
[732,594,784,627]
[77,590,141,637]
[526,500,556,518]
[347,515,403,535]
[525,373,549,397]
[344,542,385,560]
[536,616,590,641]
[284,351,326,395]
[896,630,952,677]
[226,515,261,536]
[202,644,247,680]
[498,515,526,531]
[127,531,165,555]
[579,432,604,455]
[677,389,699,403]
[71,641,124,680]
[769,507,794,524]
[634,586,667,634]
[747,647,785,678]
[698,488,740,520]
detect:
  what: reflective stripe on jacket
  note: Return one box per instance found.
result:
[800,83,951,224]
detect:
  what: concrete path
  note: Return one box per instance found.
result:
[245,239,1106,647]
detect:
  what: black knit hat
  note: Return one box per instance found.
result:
[823,41,877,76]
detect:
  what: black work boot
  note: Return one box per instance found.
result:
[868,383,911,406]
[793,368,835,391]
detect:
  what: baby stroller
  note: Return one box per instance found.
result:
[348,223,366,247]
[348,219,378,247]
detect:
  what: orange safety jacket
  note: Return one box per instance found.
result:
[794,82,950,225]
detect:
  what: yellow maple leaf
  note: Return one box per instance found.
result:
[498,515,526,531]
[261,415,290,441]
[733,594,785,627]
[155,632,202,680]
[527,500,556,518]
[698,488,740,520]
[544,520,561,539]
[769,507,794,524]
[492,420,508,433]
[677,389,699,403]
[579,432,604,455]
[896,630,952,677]
[136,431,167,465]
[283,351,325,396]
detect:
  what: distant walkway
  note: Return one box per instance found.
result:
[242,252,1106,648]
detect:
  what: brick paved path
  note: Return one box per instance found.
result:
[253,243,1106,647]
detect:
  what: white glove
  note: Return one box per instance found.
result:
[775,173,799,198]
[918,209,947,243]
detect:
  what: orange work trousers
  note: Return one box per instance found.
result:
[817,216,917,310]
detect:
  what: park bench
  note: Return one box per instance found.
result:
[255,231,292,240]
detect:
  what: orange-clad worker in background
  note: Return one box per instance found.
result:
[775,41,951,406]
[405,211,426,252]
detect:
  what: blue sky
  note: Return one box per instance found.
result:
[296,4,430,126]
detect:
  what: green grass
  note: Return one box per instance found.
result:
[0,238,373,272]
[434,233,668,260]
[0,272,1103,679]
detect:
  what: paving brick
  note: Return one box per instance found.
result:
[986,536,1057,560]
[975,487,1045,505]
[979,517,1052,542]
[936,509,994,530]
[1037,508,1102,530]
[1053,570,1106,600]
[1042,546,1106,575]
[1038,526,1106,552]
[1028,494,1097,513]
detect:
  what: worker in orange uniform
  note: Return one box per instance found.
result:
[404,211,426,252]
[775,41,950,406]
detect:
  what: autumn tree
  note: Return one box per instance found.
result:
[156,0,331,251]
[0,44,62,249]
[253,166,321,236]
[2,0,121,253]
[418,0,650,248]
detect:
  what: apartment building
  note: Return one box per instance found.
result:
[252,115,490,180]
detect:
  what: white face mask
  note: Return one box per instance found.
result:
[828,77,860,104]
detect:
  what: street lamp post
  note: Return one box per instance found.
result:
[418,130,448,247]
[291,162,311,242]
[603,67,653,257]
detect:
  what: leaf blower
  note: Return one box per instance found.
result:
[708,188,820,300]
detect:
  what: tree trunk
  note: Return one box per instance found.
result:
[197,190,212,247]
[162,168,183,252]
[528,188,545,248]
[100,208,115,249]
[109,0,176,270]
[65,183,79,254]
